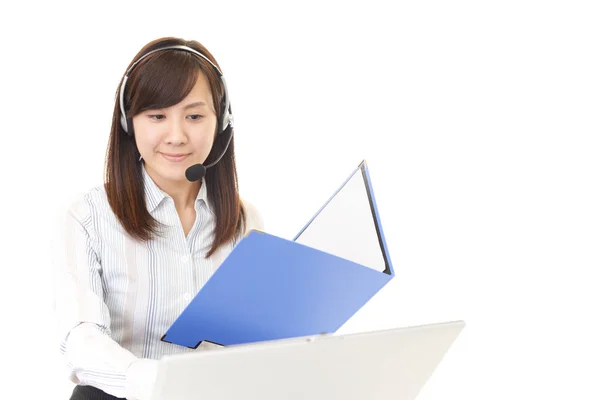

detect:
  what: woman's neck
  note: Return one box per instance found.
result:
[145,165,201,210]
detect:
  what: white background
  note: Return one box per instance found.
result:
[1,1,599,399]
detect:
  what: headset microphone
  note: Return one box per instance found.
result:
[185,126,233,182]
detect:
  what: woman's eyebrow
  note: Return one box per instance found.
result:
[184,101,206,109]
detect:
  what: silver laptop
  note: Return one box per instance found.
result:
[150,320,465,400]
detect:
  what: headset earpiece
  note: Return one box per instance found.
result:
[219,96,234,135]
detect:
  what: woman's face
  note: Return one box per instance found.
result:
[132,71,217,184]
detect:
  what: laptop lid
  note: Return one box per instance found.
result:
[151,320,465,400]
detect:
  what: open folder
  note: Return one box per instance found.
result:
[161,160,395,348]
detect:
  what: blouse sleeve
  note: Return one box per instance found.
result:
[241,198,265,234]
[53,199,157,399]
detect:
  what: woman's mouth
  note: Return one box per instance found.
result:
[161,153,189,162]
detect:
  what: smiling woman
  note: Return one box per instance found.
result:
[53,37,264,400]
[132,72,217,193]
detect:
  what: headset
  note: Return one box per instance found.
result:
[118,44,234,181]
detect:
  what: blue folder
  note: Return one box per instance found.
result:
[161,160,395,348]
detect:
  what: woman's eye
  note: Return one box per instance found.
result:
[147,114,202,121]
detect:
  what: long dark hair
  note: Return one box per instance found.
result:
[104,37,245,258]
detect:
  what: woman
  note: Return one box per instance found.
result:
[54,37,264,400]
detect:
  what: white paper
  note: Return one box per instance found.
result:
[294,163,387,272]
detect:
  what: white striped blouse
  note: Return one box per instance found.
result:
[53,164,264,399]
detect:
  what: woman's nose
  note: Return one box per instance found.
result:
[164,119,187,144]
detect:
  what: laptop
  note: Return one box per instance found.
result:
[151,320,465,400]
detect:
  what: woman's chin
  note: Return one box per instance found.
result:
[147,161,193,182]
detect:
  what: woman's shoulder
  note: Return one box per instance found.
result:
[65,184,111,222]
[240,197,265,234]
